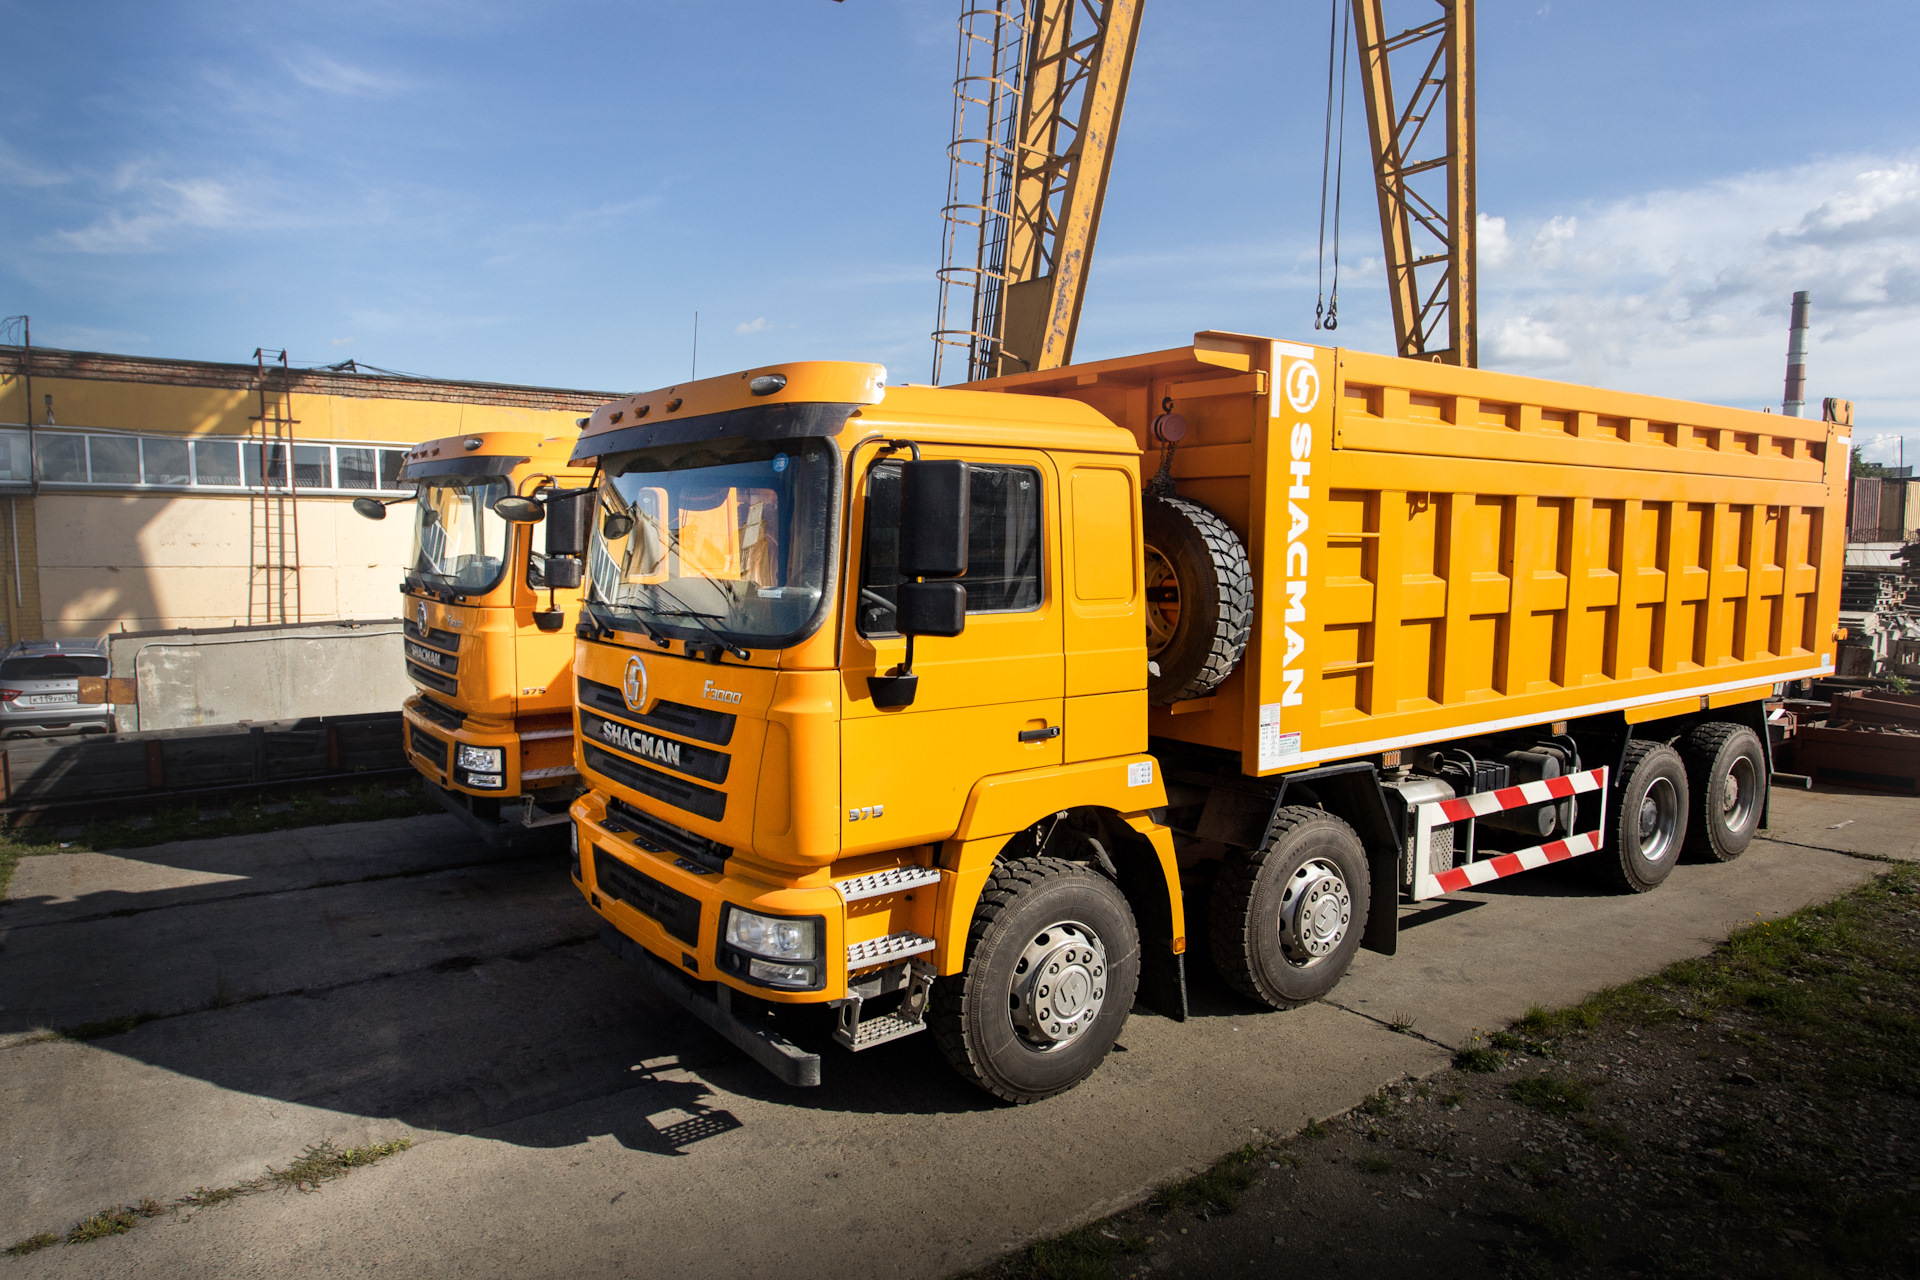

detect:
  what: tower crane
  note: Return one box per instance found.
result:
[930,0,1476,382]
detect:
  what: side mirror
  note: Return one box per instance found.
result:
[545,490,595,557]
[602,512,635,541]
[897,580,965,637]
[544,557,583,590]
[898,459,969,578]
[352,497,388,521]
[494,496,545,523]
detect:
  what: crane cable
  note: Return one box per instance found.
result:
[1315,0,1352,332]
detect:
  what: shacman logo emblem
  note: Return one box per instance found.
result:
[1286,360,1321,414]
[622,654,649,713]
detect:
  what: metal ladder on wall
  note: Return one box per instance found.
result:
[247,349,301,626]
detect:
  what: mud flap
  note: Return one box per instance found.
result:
[1361,842,1399,957]
[599,926,822,1087]
[1137,946,1188,1021]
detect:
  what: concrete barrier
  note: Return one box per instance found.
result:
[103,619,410,732]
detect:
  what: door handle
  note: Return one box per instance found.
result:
[1018,726,1061,743]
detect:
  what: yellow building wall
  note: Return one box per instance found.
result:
[0,358,605,638]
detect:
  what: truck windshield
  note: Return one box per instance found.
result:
[586,436,834,649]
[411,476,513,594]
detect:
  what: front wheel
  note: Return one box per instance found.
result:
[930,857,1140,1104]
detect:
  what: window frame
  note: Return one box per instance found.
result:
[855,456,1048,639]
[0,427,414,496]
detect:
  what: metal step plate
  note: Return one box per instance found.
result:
[835,1010,929,1052]
[833,865,941,904]
[846,931,935,969]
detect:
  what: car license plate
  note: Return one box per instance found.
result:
[27,694,77,706]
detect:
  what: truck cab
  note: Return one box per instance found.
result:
[377,431,597,843]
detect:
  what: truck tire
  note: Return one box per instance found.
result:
[1600,741,1689,893]
[1142,496,1252,706]
[1681,722,1765,862]
[930,856,1140,1104]
[1209,807,1369,1008]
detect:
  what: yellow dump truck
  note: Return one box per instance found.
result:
[359,430,597,844]
[543,336,1845,1100]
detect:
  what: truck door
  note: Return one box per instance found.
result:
[839,448,1063,854]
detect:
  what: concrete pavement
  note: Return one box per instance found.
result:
[0,787,1905,1279]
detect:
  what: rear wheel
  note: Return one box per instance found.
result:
[1681,722,1765,862]
[1209,807,1370,1008]
[930,857,1140,1104]
[1601,741,1689,893]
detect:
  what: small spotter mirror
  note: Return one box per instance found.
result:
[351,497,388,521]
[601,512,635,540]
[493,496,545,523]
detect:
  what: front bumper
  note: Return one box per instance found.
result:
[402,696,576,799]
[573,792,941,1007]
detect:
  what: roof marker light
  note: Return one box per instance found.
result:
[749,374,787,396]
[463,437,483,451]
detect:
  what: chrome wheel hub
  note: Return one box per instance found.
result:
[1637,775,1679,862]
[1722,757,1758,833]
[1278,858,1351,966]
[1009,920,1108,1049]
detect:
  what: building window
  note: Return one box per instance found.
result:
[90,435,141,485]
[37,434,87,483]
[292,444,331,489]
[193,439,243,486]
[143,437,192,486]
[337,447,378,490]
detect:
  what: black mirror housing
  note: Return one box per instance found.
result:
[602,512,635,541]
[544,557,583,590]
[545,490,595,557]
[351,497,387,521]
[897,580,966,637]
[494,496,545,523]
[899,459,969,579]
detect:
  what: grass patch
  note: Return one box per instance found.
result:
[1359,1088,1392,1116]
[1454,1043,1503,1072]
[6,1233,59,1256]
[1357,1153,1395,1174]
[1509,1072,1589,1115]
[1155,1144,1262,1215]
[1017,1222,1152,1280]
[63,1199,160,1243]
[0,779,438,898]
[267,1138,413,1192]
[59,1010,163,1041]
[1299,1118,1329,1141]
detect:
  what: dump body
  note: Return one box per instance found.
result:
[977,333,1847,775]
[396,430,595,841]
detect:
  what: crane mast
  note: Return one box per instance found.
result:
[931,0,1476,377]
[932,0,1143,384]
[1352,0,1476,366]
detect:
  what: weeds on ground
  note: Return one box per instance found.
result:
[1454,1039,1503,1072]
[8,1137,412,1256]
[56,1010,163,1041]
[1508,1072,1589,1115]
[1154,1144,1262,1215]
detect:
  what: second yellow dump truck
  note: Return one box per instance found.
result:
[359,430,597,844]
[543,337,1844,1100]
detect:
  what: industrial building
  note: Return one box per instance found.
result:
[0,344,615,641]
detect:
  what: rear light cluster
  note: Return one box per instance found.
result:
[0,689,17,702]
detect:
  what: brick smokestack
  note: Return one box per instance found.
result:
[1782,290,1810,417]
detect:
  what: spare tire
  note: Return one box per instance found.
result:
[1142,495,1252,705]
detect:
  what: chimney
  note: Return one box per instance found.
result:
[1782,290,1810,417]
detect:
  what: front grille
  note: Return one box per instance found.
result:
[412,697,465,733]
[592,845,701,945]
[405,639,459,675]
[577,677,736,745]
[407,722,450,774]
[605,795,731,871]
[579,710,729,784]
[406,660,459,696]
[404,619,462,652]
[583,743,726,821]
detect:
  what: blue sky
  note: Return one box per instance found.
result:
[5,1,1918,455]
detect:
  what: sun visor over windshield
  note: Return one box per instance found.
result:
[399,455,530,482]
[570,402,862,465]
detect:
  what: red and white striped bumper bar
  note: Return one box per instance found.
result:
[1410,766,1610,901]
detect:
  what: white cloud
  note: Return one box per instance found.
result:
[51,174,248,253]
[1477,213,1512,269]
[284,51,406,97]
[734,316,768,335]
[1479,154,1920,434]
[330,336,355,347]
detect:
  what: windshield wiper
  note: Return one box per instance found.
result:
[587,601,671,648]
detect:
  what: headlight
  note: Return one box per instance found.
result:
[749,959,812,985]
[723,907,818,961]
[457,745,504,773]
[465,772,504,789]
